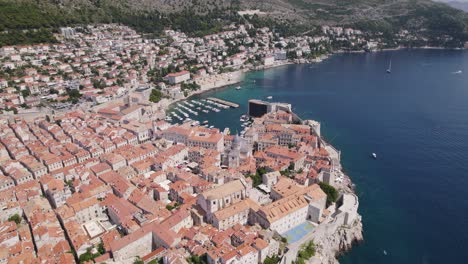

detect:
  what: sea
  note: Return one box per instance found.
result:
[169,49,468,263]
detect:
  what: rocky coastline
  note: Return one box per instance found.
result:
[310,187,364,263]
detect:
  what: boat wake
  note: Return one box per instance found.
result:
[452,70,462,74]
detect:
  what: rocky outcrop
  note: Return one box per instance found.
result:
[314,215,363,264]
[310,212,363,264]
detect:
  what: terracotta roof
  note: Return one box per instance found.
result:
[202,180,245,200]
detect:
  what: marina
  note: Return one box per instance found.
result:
[166,96,251,136]
[207,97,240,108]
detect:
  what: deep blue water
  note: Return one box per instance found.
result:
[172,49,468,263]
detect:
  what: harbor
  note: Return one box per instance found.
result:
[166,95,252,134]
[206,97,240,108]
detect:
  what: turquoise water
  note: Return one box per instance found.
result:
[176,49,468,263]
[282,222,315,244]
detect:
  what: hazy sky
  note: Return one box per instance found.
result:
[436,0,468,2]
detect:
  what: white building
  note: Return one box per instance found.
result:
[198,180,248,213]
[164,71,191,84]
[254,184,326,234]
[263,55,275,66]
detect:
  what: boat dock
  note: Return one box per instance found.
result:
[207,97,239,108]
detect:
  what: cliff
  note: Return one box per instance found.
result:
[311,214,364,264]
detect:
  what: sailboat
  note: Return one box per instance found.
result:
[386,60,392,74]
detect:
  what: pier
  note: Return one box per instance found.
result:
[207,97,239,108]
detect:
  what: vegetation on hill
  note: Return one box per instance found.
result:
[0,0,467,47]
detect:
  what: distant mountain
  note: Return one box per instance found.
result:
[1,0,468,46]
[444,1,468,12]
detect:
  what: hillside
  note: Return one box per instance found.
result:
[0,0,468,46]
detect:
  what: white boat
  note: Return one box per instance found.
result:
[236,86,241,90]
[209,125,214,128]
[267,96,273,100]
[372,153,377,159]
[240,115,248,122]
[191,121,200,126]
[386,60,392,74]
[383,250,387,256]
[453,70,462,74]
[202,110,209,113]
[202,120,209,125]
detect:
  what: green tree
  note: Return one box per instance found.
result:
[79,250,94,263]
[247,167,268,187]
[187,254,208,264]
[8,214,21,224]
[92,79,105,89]
[147,258,162,264]
[149,88,163,103]
[294,241,316,263]
[319,182,338,207]
[65,180,73,188]
[21,89,30,98]
[133,256,144,264]
[264,255,280,264]
[287,51,298,60]
[97,241,106,255]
